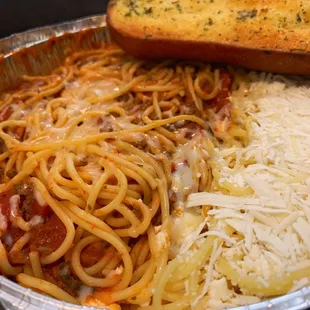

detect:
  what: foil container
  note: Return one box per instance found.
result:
[0,15,110,93]
[0,14,310,310]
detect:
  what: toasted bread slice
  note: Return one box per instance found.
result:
[107,0,310,74]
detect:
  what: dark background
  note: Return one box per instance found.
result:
[0,0,109,38]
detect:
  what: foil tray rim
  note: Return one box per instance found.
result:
[0,14,106,56]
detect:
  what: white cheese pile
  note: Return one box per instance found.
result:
[182,76,310,306]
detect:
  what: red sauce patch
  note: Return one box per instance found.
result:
[208,71,232,113]
[0,106,13,122]
[0,191,11,218]
[8,249,28,265]
[171,162,176,173]
[6,225,24,247]
[29,214,66,255]
[30,200,52,218]
[80,241,106,268]
[2,223,29,265]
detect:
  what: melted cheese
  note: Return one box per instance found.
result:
[169,135,209,256]
[63,79,121,101]
[29,215,44,227]
[17,78,132,144]
[9,195,20,219]
[171,136,209,210]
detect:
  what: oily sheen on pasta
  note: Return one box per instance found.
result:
[1,44,307,310]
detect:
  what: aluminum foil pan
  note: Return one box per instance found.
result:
[0,14,310,310]
[0,14,110,93]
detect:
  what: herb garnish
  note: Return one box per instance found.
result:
[236,9,257,21]
[296,13,302,23]
[207,18,214,26]
[127,0,140,16]
[172,1,183,13]
[144,7,153,15]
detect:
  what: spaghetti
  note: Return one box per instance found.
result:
[0,44,250,309]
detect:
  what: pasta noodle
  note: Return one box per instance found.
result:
[0,44,253,309]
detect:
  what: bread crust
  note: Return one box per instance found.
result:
[107,0,310,74]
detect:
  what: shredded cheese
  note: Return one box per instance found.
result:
[179,78,310,300]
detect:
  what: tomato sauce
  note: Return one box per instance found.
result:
[0,191,11,218]
[208,70,232,114]
[80,241,106,268]
[29,214,66,255]
[0,188,65,264]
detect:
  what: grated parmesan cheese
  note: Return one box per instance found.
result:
[155,230,170,251]
[180,78,310,304]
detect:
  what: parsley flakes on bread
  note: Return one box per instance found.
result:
[107,0,310,74]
